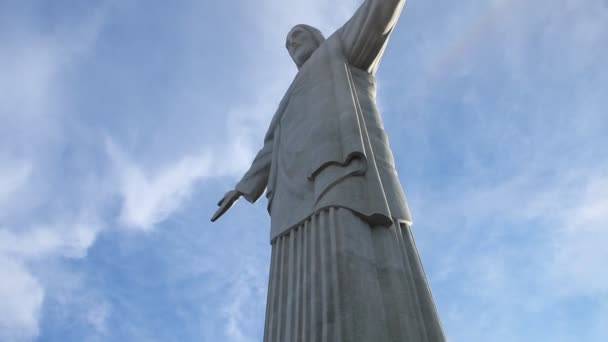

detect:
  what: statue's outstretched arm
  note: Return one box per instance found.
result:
[211,130,273,222]
[211,75,297,222]
[234,131,273,203]
[338,0,406,74]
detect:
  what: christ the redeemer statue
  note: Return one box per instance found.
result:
[212,0,446,340]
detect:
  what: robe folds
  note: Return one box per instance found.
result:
[264,207,446,342]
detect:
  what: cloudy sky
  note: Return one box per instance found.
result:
[1,0,607,341]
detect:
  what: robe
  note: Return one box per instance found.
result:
[234,1,446,340]
[236,0,412,241]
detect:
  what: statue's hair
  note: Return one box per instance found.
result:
[285,24,326,49]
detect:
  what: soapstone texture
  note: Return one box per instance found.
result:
[213,0,446,340]
[265,207,445,341]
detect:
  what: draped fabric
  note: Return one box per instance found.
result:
[264,207,446,342]
[232,1,446,340]
[235,0,413,241]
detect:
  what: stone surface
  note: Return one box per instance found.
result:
[212,1,446,340]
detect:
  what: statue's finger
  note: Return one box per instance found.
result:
[211,206,227,222]
[210,213,219,222]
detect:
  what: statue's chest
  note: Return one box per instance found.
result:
[278,42,357,155]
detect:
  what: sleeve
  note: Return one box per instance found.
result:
[234,122,275,203]
[338,0,406,74]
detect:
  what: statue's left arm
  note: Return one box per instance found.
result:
[338,0,406,74]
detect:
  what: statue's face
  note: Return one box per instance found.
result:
[286,27,318,67]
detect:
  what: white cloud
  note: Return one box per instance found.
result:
[419,166,608,341]
[221,258,269,342]
[107,137,255,230]
[0,258,44,342]
[0,218,103,340]
[108,140,213,230]
[0,3,109,340]
[426,168,608,285]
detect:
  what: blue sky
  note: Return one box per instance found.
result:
[1,0,606,341]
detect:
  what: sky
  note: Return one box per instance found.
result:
[0,0,607,341]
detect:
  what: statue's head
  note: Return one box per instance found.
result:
[286,24,325,68]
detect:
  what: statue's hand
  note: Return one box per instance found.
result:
[211,189,242,222]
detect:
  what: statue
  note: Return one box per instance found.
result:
[212,1,446,340]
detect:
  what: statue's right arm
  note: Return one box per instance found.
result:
[211,128,273,222]
[212,80,293,221]
[234,128,274,203]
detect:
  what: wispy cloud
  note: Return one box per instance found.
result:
[106,135,258,230]
[549,175,608,297]
[107,140,215,230]
[0,2,109,340]
[221,259,268,342]
[0,258,43,341]
[413,166,608,341]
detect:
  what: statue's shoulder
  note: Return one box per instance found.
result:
[303,32,347,69]
[322,31,344,52]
